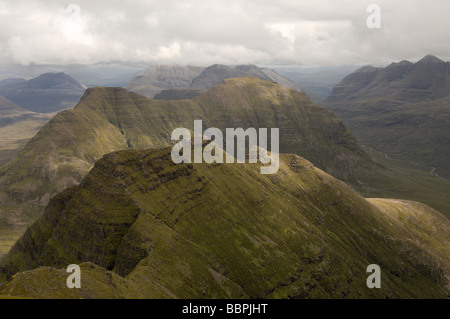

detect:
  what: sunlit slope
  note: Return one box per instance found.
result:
[0,148,448,298]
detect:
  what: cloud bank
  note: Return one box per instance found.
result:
[0,0,449,67]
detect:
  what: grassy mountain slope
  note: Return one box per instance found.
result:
[153,88,206,100]
[325,55,450,179]
[0,147,448,298]
[365,147,450,217]
[0,77,378,226]
[341,97,450,178]
[188,64,327,103]
[0,226,25,262]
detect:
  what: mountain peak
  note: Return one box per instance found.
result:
[29,72,86,90]
[0,72,86,113]
[124,64,204,98]
[416,54,444,64]
[76,86,133,106]
[387,60,413,67]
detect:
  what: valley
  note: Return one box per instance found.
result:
[364,146,450,217]
[0,96,53,166]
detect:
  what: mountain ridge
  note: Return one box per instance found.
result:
[0,146,448,298]
[324,55,450,179]
[124,63,325,104]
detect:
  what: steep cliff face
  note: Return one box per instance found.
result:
[0,77,376,225]
[0,147,448,298]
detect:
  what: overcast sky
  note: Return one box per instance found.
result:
[0,0,449,69]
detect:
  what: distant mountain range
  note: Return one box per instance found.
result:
[124,64,324,104]
[124,64,204,98]
[0,146,448,298]
[0,73,86,113]
[325,55,450,179]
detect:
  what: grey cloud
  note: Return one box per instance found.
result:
[0,0,449,67]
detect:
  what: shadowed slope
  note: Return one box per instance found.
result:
[325,55,450,179]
